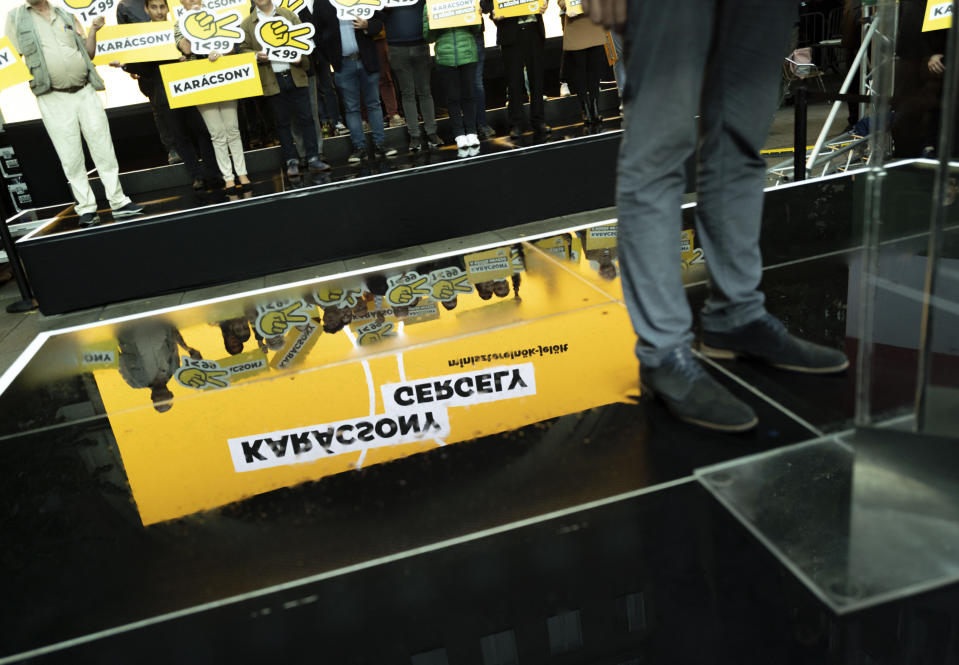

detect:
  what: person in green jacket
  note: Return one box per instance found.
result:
[423,7,481,157]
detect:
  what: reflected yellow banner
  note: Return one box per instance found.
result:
[92,21,179,65]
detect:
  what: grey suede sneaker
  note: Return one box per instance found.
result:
[641,346,758,432]
[700,313,849,374]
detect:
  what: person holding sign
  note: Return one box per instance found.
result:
[581,0,848,431]
[493,0,550,139]
[4,0,144,226]
[557,0,605,130]
[238,0,329,175]
[312,0,396,162]
[175,0,251,190]
[423,3,480,157]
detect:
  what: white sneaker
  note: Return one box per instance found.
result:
[455,135,469,158]
[466,133,480,156]
[560,82,571,97]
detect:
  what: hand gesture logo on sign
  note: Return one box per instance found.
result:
[278,0,306,12]
[179,9,245,54]
[178,366,229,389]
[386,272,431,306]
[357,321,395,346]
[61,0,116,23]
[256,16,315,62]
[429,268,473,301]
[257,301,310,336]
[329,0,380,20]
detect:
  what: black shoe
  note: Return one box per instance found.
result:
[478,124,496,139]
[112,202,144,218]
[700,313,849,374]
[409,138,422,153]
[641,347,758,432]
[426,133,444,149]
[348,146,366,163]
[508,126,522,139]
[532,123,551,137]
[308,155,331,172]
[374,144,398,158]
[286,159,300,177]
[77,212,100,227]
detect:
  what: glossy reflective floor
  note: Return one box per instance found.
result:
[1,162,957,663]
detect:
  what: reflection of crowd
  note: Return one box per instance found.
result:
[5,0,628,220]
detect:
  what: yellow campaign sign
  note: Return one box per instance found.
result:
[585,223,617,250]
[923,0,952,30]
[0,37,33,91]
[565,0,583,17]
[160,52,262,109]
[77,340,119,371]
[171,0,247,20]
[533,235,570,260]
[464,246,513,282]
[60,0,117,24]
[92,21,180,65]
[427,0,482,29]
[494,0,544,18]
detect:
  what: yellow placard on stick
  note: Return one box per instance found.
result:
[0,37,33,91]
[427,0,481,29]
[160,52,262,108]
[565,0,583,18]
[493,0,543,18]
[92,22,180,65]
[923,0,952,31]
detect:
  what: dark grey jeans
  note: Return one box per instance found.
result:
[389,43,437,137]
[616,0,794,366]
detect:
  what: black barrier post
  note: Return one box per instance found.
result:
[0,185,37,313]
[794,83,808,182]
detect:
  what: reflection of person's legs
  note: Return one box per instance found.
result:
[617,1,712,367]
[696,1,794,334]
[336,62,365,148]
[75,86,131,211]
[37,90,98,215]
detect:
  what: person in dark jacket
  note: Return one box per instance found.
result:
[313,2,397,161]
[423,5,480,156]
[493,2,551,138]
[384,0,442,152]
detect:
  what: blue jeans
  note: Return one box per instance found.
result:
[334,57,385,148]
[617,0,793,366]
[474,32,487,127]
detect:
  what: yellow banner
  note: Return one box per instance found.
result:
[464,246,513,282]
[92,22,180,65]
[171,0,248,20]
[160,52,262,109]
[0,37,33,91]
[494,0,544,18]
[565,0,583,18]
[923,0,952,31]
[585,223,617,250]
[427,0,482,29]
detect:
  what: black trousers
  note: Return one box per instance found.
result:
[269,74,319,162]
[501,24,545,127]
[148,75,218,181]
[437,62,477,137]
[566,45,605,106]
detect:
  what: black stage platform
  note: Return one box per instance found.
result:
[0,161,957,664]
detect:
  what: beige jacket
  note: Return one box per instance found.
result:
[557,0,607,52]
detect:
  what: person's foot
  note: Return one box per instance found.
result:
[508,125,522,139]
[466,133,480,156]
[112,202,144,218]
[409,138,422,153]
[455,135,470,158]
[373,144,398,159]
[286,159,300,177]
[192,178,205,190]
[167,150,181,165]
[426,133,444,149]
[478,124,496,139]
[308,155,331,172]
[532,123,551,138]
[559,81,571,97]
[700,313,849,373]
[335,121,348,135]
[77,212,100,227]
[348,146,366,163]
[389,114,404,128]
[238,175,252,186]
[641,346,758,432]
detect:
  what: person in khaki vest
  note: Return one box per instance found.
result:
[5,0,143,226]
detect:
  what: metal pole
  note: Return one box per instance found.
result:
[915,0,959,431]
[794,84,808,181]
[0,143,37,313]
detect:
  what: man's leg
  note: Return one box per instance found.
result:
[474,32,488,129]
[335,61,366,149]
[290,82,320,158]
[74,85,132,211]
[523,27,546,127]
[412,45,438,135]
[269,83,298,163]
[617,0,713,367]
[361,65,387,146]
[36,90,97,215]
[391,45,421,138]
[501,43,527,130]
[376,39,400,119]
